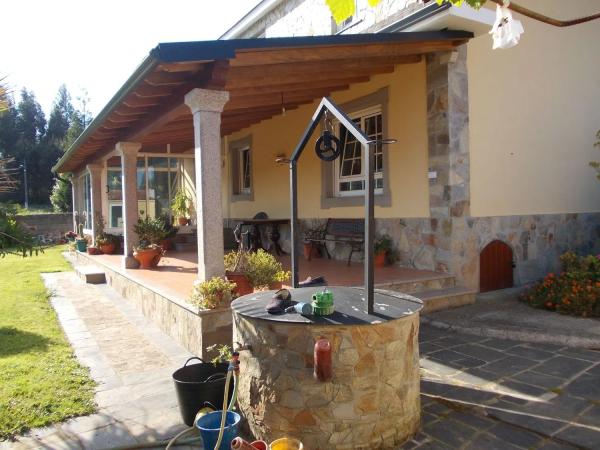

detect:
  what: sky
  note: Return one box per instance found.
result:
[2,0,259,117]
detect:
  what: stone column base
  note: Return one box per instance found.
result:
[122,255,139,269]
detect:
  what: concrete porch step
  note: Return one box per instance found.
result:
[377,273,456,294]
[417,286,476,314]
[75,265,106,284]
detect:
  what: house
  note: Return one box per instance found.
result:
[54,0,600,338]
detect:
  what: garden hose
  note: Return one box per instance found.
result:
[213,369,233,450]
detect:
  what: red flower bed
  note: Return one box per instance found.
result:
[520,252,600,317]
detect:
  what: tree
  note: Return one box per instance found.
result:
[50,90,90,212]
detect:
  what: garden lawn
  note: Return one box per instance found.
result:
[0,245,95,440]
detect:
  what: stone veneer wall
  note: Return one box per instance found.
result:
[233,312,421,449]
[73,252,232,360]
[16,213,73,242]
[377,213,600,290]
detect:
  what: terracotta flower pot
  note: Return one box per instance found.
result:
[178,217,188,226]
[269,281,283,290]
[303,242,321,260]
[134,247,162,269]
[87,246,101,255]
[226,271,253,296]
[100,243,116,255]
[374,251,387,268]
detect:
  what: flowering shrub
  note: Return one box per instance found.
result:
[520,252,600,317]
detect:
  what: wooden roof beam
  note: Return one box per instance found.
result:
[230,41,454,66]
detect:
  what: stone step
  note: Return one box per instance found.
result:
[75,265,106,284]
[377,273,456,294]
[417,286,476,314]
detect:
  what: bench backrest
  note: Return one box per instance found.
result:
[326,218,364,238]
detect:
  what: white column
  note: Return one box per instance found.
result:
[116,142,142,268]
[87,163,103,245]
[70,176,77,232]
[184,88,229,280]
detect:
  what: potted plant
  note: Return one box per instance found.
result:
[64,231,77,242]
[245,249,291,290]
[171,188,191,226]
[96,233,118,254]
[189,276,237,310]
[374,234,393,268]
[133,217,167,269]
[94,216,118,254]
[302,219,327,260]
[158,214,178,251]
[224,250,253,296]
[87,245,101,255]
[75,224,87,252]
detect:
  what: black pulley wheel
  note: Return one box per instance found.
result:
[315,131,342,161]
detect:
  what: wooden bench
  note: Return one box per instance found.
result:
[305,218,364,266]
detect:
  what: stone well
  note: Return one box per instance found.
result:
[231,286,423,449]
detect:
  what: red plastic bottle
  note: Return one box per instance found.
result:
[314,338,332,382]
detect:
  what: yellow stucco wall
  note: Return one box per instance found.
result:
[469,0,600,217]
[222,61,430,219]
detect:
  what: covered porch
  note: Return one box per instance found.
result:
[55,30,473,288]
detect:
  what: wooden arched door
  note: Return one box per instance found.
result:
[480,240,514,292]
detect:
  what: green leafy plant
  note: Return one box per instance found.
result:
[520,251,600,317]
[245,249,290,289]
[374,234,393,254]
[190,276,237,310]
[171,188,191,219]
[206,344,233,366]
[133,216,168,250]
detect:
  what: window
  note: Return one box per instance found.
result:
[335,107,383,196]
[230,135,253,201]
[105,155,192,229]
[239,148,251,194]
[320,87,391,209]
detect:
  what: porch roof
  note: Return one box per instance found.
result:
[53,31,472,174]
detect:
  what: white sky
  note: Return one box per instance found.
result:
[2,0,259,116]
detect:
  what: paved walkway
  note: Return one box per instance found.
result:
[406,326,600,449]
[3,273,599,449]
[4,272,195,450]
[423,287,600,348]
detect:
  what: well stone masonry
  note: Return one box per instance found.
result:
[233,312,421,449]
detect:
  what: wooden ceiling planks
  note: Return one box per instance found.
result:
[59,34,470,172]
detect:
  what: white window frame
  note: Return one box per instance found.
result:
[334,105,384,197]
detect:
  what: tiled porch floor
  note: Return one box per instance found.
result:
[83,250,446,303]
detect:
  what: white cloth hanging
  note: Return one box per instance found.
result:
[489,1,524,49]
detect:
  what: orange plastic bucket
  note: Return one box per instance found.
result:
[269,438,303,450]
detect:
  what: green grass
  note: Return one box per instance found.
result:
[0,245,95,440]
[13,204,54,215]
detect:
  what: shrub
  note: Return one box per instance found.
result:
[189,276,237,310]
[245,249,290,289]
[520,252,600,317]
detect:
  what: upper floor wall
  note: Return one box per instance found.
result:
[468,0,600,216]
[238,0,426,38]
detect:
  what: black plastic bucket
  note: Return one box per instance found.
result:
[172,357,232,426]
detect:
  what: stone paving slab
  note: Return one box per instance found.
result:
[423,287,600,348]
[415,323,600,450]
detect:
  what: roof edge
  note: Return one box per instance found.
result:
[219,0,284,40]
[52,51,161,174]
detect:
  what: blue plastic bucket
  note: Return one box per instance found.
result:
[196,410,241,450]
